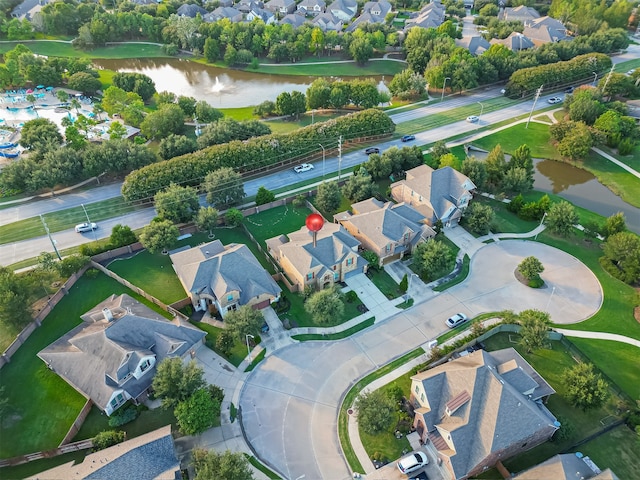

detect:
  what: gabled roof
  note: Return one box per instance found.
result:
[248,6,275,21]
[170,240,281,305]
[38,295,205,412]
[514,453,619,480]
[312,11,343,29]
[412,348,557,478]
[298,0,326,9]
[28,425,179,480]
[280,12,308,27]
[523,16,569,43]
[177,3,207,16]
[204,6,242,21]
[456,35,491,56]
[490,31,535,51]
[266,0,295,8]
[10,0,48,19]
[500,5,540,22]
[404,1,445,30]
[328,0,357,16]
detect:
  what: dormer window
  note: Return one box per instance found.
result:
[140,359,152,372]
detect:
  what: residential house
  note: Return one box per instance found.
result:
[206,0,233,6]
[236,0,263,13]
[411,348,558,480]
[176,3,207,17]
[27,426,180,480]
[280,13,308,28]
[404,0,445,31]
[513,453,619,480]
[312,11,343,31]
[327,0,358,22]
[523,16,570,45]
[297,0,326,16]
[246,6,276,23]
[390,164,475,227]
[266,222,366,291]
[455,35,491,56]
[491,31,535,51]
[204,6,243,22]
[500,5,540,23]
[346,0,391,31]
[38,294,206,416]
[10,0,49,20]
[266,0,296,15]
[334,198,436,266]
[171,240,281,317]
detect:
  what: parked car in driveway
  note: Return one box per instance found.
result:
[547,96,563,104]
[75,222,98,233]
[446,313,469,328]
[293,163,314,173]
[397,451,429,475]
[401,134,416,142]
[365,147,380,155]
[466,115,479,123]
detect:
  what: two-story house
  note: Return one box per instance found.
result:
[411,348,558,479]
[327,0,358,22]
[265,0,296,15]
[246,6,276,23]
[266,222,366,291]
[391,164,476,227]
[170,240,281,318]
[312,11,344,31]
[404,0,445,30]
[297,0,326,16]
[10,0,49,20]
[37,294,206,416]
[346,0,391,31]
[204,6,243,22]
[514,453,619,480]
[334,198,435,266]
[523,16,570,45]
[176,3,207,17]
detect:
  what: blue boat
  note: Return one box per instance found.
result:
[0,142,16,149]
[0,150,19,158]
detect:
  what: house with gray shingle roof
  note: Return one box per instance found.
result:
[411,348,558,480]
[312,11,343,31]
[346,0,391,31]
[327,0,358,21]
[177,3,207,17]
[404,0,445,31]
[28,425,179,480]
[204,6,243,22]
[297,0,326,16]
[266,222,366,291]
[236,0,263,12]
[390,164,475,227]
[170,240,281,317]
[38,294,206,416]
[246,6,276,23]
[456,35,491,56]
[500,5,540,23]
[280,12,308,28]
[266,0,296,15]
[513,453,619,480]
[490,31,535,51]
[334,198,435,266]
[523,16,570,45]
[10,0,49,20]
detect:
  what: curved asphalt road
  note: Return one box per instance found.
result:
[239,240,603,480]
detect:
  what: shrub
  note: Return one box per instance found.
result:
[292,194,306,207]
[617,138,636,156]
[208,384,225,404]
[93,430,126,451]
[225,208,244,227]
[84,268,100,279]
[108,405,139,427]
[345,290,358,303]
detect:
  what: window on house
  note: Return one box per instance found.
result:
[333,265,336,270]
[346,258,353,266]
[227,294,233,302]
[404,233,410,241]
[385,244,391,252]
[334,272,339,281]
[307,272,313,280]
[415,385,419,393]
[421,393,425,402]
[140,359,151,372]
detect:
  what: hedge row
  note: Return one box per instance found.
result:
[505,53,612,98]
[121,109,395,202]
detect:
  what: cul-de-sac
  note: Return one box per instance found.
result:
[0,0,638,478]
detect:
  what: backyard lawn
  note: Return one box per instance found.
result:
[473,196,538,234]
[0,272,172,458]
[243,204,313,247]
[572,424,639,480]
[471,122,559,160]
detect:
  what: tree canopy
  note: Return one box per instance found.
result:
[152,358,206,410]
[304,286,344,324]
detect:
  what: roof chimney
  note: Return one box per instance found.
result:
[102,308,114,322]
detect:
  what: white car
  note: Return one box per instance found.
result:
[466,115,479,123]
[75,222,98,233]
[293,163,314,173]
[446,313,469,328]
[626,69,637,76]
[547,96,563,104]
[397,451,429,475]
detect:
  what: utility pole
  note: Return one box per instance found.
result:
[81,203,98,241]
[525,85,543,129]
[600,64,615,96]
[40,214,62,260]
[337,135,342,181]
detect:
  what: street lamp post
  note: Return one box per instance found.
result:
[245,334,254,361]
[319,143,325,179]
[592,71,598,86]
[406,273,419,303]
[441,77,451,102]
[81,203,98,241]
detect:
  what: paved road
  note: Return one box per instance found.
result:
[239,240,603,480]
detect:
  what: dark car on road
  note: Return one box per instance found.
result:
[365,147,380,155]
[401,135,416,142]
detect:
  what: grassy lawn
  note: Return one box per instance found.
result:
[594,145,640,171]
[0,272,171,458]
[0,41,168,59]
[243,204,313,247]
[246,454,282,479]
[471,122,559,159]
[577,150,640,208]
[0,321,20,353]
[0,450,87,479]
[423,144,467,167]
[368,268,400,299]
[474,196,538,234]
[571,424,639,480]
[245,348,267,372]
[433,254,470,292]
[252,59,404,76]
[0,197,140,245]
[205,228,275,274]
[189,321,252,367]
[292,317,375,341]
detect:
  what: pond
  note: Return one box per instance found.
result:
[93,58,388,109]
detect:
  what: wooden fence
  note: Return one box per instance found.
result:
[59,400,94,447]
[0,438,94,468]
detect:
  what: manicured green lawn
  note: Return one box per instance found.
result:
[0,41,168,59]
[578,150,640,208]
[433,254,470,292]
[572,424,639,480]
[594,145,640,172]
[471,122,559,160]
[292,317,375,341]
[473,196,538,234]
[252,59,405,76]
[368,269,400,299]
[0,272,171,458]
[243,204,313,247]
[0,450,87,479]
[189,321,254,367]
[219,106,258,121]
[423,144,467,167]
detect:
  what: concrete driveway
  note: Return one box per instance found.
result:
[239,240,603,480]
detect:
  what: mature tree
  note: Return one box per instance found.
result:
[485,144,507,189]
[110,224,137,247]
[518,309,551,353]
[27,148,83,193]
[152,358,206,409]
[255,186,275,206]
[192,449,254,480]
[601,232,640,284]
[19,118,62,151]
[304,286,344,324]
[107,121,127,140]
[93,431,126,451]
[140,103,185,140]
[341,170,375,202]
[196,206,219,236]
[461,157,487,191]
[509,144,534,191]
[568,92,605,126]
[430,140,450,165]
[195,101,223,123]
[0,266,32,328]
[563,362,609,411]
[224,305,264,340]
[197,118,271,148]
[67,72,102,96]
[546,201,579,236]
[177,96,197,117]
[113,72,156,102]
[503,167,532,194]
[439,153,461,170]
[159,134,198,160]
[463,202,494,235]
[225,208,244,227]
[604,212,626,238]
[388,68,427,98]
[139,220,179,254]
[413,239,454,281]
[355,389,396,435]
[154,184,200,224]
[364,153,392,180]
[205,167,245,207]
[101,86,145,126]
[349,36,374,65]
[557,122,593,160]
[175,388,219,436]
[56,89,69,103]
[315,181,341,214]
[518,256,544,282]
[215,329,235,357]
